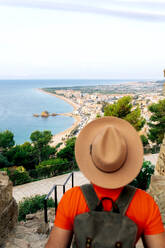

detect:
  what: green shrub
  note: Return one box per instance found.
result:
[57,137,76,162]
[54,142,63,150]
[39,158,68,167]
[0,154,13,168]
[96,113,101,118]
[130,160,154,190]
[140,135,149,147]
[9,169,32,186]
[1,159,76,185]
[18,194,54,221]
[6,142,38,170]
[29,159,72,179]
[16,166,26,172]
[0,167,8,172]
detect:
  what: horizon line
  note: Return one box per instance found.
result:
[0,78,163,81]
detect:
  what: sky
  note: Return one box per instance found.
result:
[0,0,165,80]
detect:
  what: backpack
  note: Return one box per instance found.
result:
[72,184,137,248]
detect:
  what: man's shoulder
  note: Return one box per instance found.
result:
[135,188,154,200]
[132,187,157,208]
[61,186,83,202]
[58,185,88,215]
[65,186,81,194]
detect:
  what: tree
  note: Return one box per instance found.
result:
[96,113,101,118]
[0,130,15,151]
[0,154,13,168]
[57,137,76,165]
[130,161,154,190]
[30,130,53,163]
[124,106,146,131]
[6,142,38,170]
[104,96,145,131]
[104,96,132,118]
[40,145,56,162]
[140,135,149,147]
[148,99,165,145]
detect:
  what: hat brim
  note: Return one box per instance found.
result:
[75,116,143,189]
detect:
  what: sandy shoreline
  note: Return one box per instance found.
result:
[38,88,81,146]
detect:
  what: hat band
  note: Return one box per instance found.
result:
[90,144,127,174]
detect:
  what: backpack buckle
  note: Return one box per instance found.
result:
[86,237,92,248]
[95,197,120,213]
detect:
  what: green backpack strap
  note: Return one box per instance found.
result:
[81,184,136,214]
[80,184,100,211]
[116,185,136,215]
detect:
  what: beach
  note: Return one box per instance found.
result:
[38,88,79,110]
[50,114,81,147]
[1,79,161,145]
[39,88,81,146]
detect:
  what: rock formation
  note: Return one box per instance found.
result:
[0,171,18,246]
[149,175,165,224]
[51,113,57,116]
[4,209,54,248]
[33,114,40,117]
[33,111,57,117]
[149,134,165,224]
[41,111,49,117]
[155,134,165,175]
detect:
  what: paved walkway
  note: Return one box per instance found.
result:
[143,153,159,165]
[13,154,159,203]
[13,171,89,203]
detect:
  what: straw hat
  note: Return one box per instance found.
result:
[75,117,143,189]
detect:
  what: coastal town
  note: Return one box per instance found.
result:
[43,80,165,146]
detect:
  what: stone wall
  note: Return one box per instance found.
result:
[0,171,18,246]
[156,134,165,175]
[149,134,165,224]
[4,209,54,248]
[149,175,165,224]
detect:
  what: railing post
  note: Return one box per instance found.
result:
[44,172,74,223]
[72,172,74,188]
[63,185,65,194]
[54,186,58,216]
[44,199,48,223]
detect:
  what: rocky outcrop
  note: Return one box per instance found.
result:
[0,171,18,246]
[4,209,55,248]
[148,135,165,224]
[155,134,165,175]
[33,111,57,118]
[41,111,49,117]
[148,175,165,224]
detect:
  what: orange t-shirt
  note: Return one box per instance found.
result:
[54,184,164,243]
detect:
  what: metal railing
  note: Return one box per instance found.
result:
[144,145,160,154]
[44,172,74,223]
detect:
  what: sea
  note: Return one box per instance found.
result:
[0,79,140,145]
